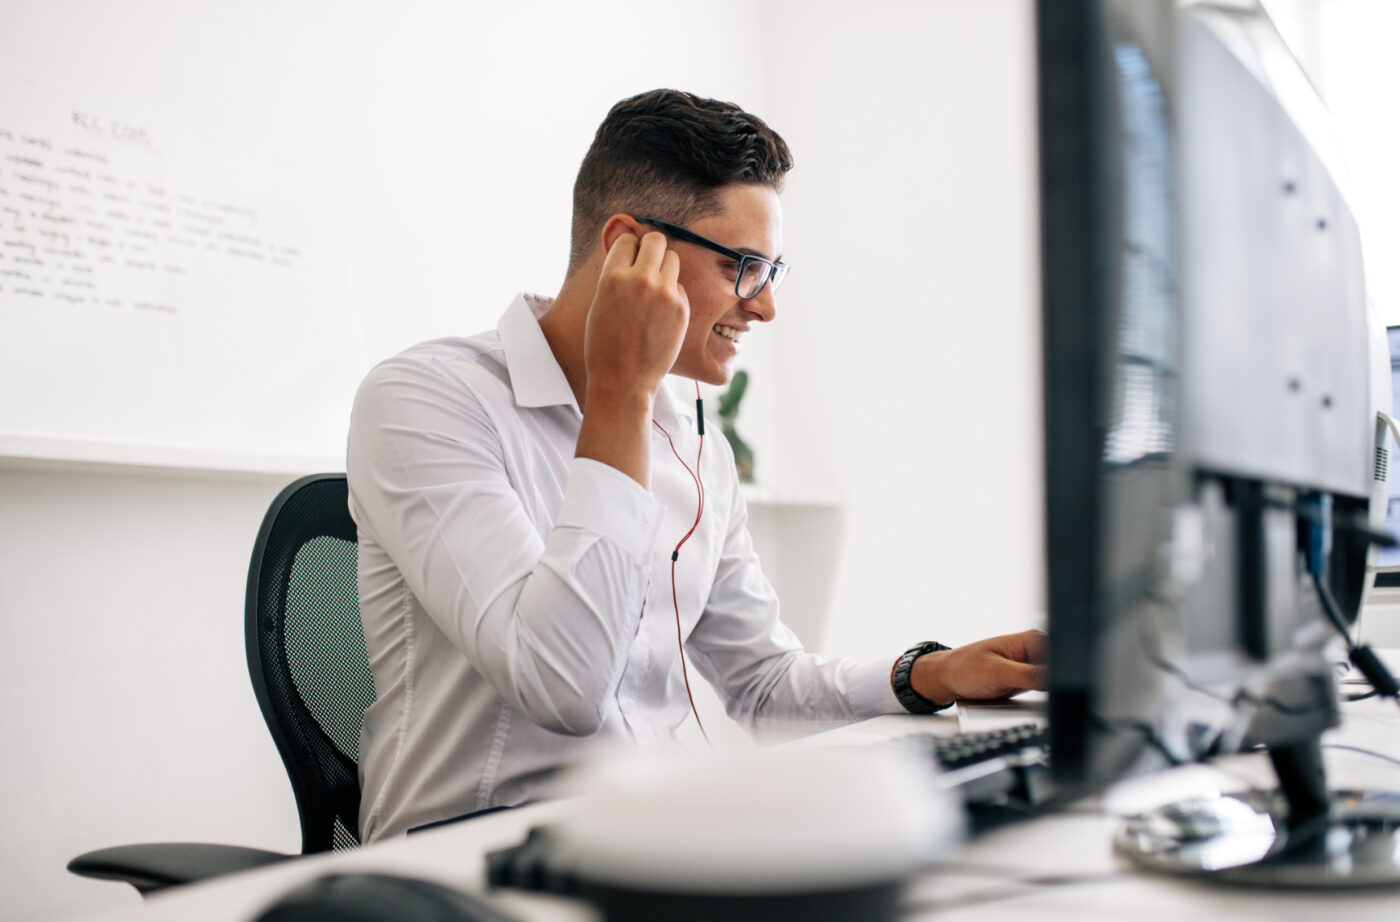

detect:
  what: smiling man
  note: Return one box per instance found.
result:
[347,89,1045,841]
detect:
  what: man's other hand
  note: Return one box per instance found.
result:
[907,629,1047,706]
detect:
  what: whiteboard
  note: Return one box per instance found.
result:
[0,76,365,474]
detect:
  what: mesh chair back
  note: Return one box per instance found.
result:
[246,474,374,853]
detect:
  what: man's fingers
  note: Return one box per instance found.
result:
[1016,661,1049,691]
[978,658,1047,698]
[993,644,1047,692]
[633,230,671,273]
[603,231,640,269]
[1020,629,1048,663]
[661,248,681,288]
[987,629,1047,664]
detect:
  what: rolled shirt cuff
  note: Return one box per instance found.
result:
[557,457,666,563]
[846,656,905,719]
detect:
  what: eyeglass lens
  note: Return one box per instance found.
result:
[737,259,788,299]
[738,258,772,299]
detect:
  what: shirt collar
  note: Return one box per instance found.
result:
[498,292,579,413]
[653,378,695,433]
[496,291,698,431]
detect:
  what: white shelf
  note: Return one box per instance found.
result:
[0,432,340,480]
[739,483,841,508]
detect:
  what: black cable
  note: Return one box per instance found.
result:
[1286,497,1397,549]
[1322,743,1400,769]
[1310,570,1400,707]
[1310,570,1357,644]
[1290,495,1400,710]
[899,871,1121,916]
[1138,591,1325,718]
[1089,713,1184,766]
[1250,692,1324,717]
[1137,593,1239,707]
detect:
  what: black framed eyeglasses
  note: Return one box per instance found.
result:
[638,217,789,300]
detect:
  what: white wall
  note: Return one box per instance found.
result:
[1319,0,1400,323]
[0,466,296,918]
[0,1,1043,918]
[766,0,1044,659]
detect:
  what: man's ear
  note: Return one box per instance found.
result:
[599,213,649,254]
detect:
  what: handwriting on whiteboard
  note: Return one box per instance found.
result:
[0,119,304,314]
[0,75,364,469]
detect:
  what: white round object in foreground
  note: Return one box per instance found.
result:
[549,743,963,895]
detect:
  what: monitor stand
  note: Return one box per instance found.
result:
[1113,737,1400,887]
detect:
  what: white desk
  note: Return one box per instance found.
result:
[58,699,1400,922]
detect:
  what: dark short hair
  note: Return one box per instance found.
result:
[568,89,793,272]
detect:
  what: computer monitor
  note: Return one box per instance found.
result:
[1038,0,1400,885]
[1372,326,1400,580]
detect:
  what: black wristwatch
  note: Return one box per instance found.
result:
[893,641,953,715]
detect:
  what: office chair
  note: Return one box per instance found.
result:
[68,474,375,894]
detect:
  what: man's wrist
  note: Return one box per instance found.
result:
[583,380,656,417]
[911,650,955,706]
[577,384,656,488]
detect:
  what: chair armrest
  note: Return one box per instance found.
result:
[69,842,294,895]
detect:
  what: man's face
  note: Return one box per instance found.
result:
[667,183,783,386]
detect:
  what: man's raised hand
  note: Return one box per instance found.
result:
[583,229,689,404]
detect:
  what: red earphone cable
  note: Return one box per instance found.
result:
[652,382,710,746]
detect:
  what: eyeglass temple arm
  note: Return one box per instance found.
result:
[637,216,749,261]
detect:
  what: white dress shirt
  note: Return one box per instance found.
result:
[347,293,902,841]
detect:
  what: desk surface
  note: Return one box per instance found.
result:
[59,701,1400,922]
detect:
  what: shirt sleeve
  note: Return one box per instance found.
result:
[682,445,904,739]
[347,353,664,736]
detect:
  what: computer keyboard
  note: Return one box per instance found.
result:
[931,722,1047,768]
[899,723,1056,832]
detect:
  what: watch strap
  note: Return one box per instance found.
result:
[893,641,953,715]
